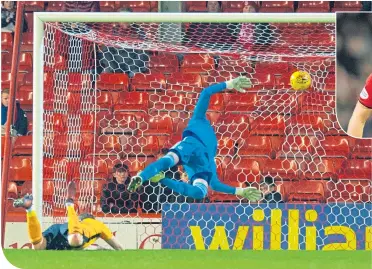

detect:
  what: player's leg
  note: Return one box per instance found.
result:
[128,151,180,192]
[13,194,47,250]
[65,181,84,247]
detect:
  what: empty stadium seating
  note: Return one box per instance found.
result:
[332,1,362,12]
[9,156,32,181]
[260,1,294,12]
[131,73,166,91]
[148,54,179,74]
[186,1,207,12]
[297,1,330,12]
[2,32,13,53]
[287,180,326,203]
[181,54,214,74]
[224,158,261,184]
[97,73,129,91]
[12,135,33,156]
[238,136,273,158]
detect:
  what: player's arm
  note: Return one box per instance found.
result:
[347,101,372,138]
[193,76,252,119]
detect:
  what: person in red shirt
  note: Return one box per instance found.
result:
[347,73,372,138]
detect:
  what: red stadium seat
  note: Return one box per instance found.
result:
[259,92,299,114]
[255,62,289,75]
[131,73,166,91]
[43,113,66,134]
[262,159,298,181]
[20,32,33,52]
[181,54,214,74]
[329,179,370,202]
[321,114,345,136]
[127,135,160,157]
[99,1,116,11]
[286,115,324,135]
[222,1,245,12]
[202,70,241,88]
[96,135,123,155]
[24,12,34,32]
[251,73,275,90]
[238,136,273,158]
[10,157,32,181]
[16,91,33,111]
[186,1,207,12]
[44,54,67,71]
[1,53,12,72]
[96,91,114,111]
[46,1,63,11]
[142,115,173,136]
[214,114,250,139]
[101,113,137,135]
[43,157,78,180]
[317,136,350,158]
[218,55,253,74]
[297,1,330,12]
[150,90,192,111]
[2,72,25,88]
[148,54,179,74]
[114,91,149,112]
[276,135,316,159]
[287,181,326,203]
[301,158,337,180]
[120,1,152,12]
[208,93,225,112]
[338,160,371,180]
[7,182,18,199]
[225,93,258,113]
[260,1,294,12]
[19,52,33,73]
[24,1,45,11]
[67,73,92,92]
[12,135,33,156]
[167,73,203,92]
[97,73,129,91]
[224,158,261,184]
[301,92,335,114]
[217,137,235,156]
[249,115,286,136]
[19,181,33,196]
[2,32,13,52]
[51,133,93,158]
[332,1,362,11]
[350,139,372,159]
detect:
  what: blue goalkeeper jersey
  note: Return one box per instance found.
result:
[182,82,227,158]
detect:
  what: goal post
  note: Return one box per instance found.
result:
[30,12,347,250]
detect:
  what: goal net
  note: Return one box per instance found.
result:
[37,14,371,250]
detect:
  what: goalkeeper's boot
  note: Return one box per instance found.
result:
[128,175,143,193]
[13,194,33,210]
[239,187,262,202]
[66,181,77,204]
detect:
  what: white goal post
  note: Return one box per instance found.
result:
[33,12,336,224]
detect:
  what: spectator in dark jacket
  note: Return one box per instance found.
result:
[259,176,283,203]
[60,1,100,12]
[100,163,141,214]
[1,89,28,136]
[1,1,27,32]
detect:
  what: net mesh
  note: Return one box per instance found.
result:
[41,20,371,249]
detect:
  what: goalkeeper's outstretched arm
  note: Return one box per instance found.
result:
[193,77,251,120]
[347,101,372,138]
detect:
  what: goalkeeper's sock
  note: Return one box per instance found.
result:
[160,178,207,200]
[66,204,83,235]
[139,155,175,183]
[26,210,43,245]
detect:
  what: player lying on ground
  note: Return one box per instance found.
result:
[347,73,372,138]
[128,77,261,201]
[13,182,123,250]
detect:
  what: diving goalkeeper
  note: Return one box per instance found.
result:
[128,77,261,201]
[13,182,123,250]
[347,73,372,138]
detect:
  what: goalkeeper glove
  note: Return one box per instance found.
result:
[236,187,262,202]
[226,76,252,93]
[148,171,165,183]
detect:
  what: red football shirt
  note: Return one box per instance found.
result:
[359,73,372,109]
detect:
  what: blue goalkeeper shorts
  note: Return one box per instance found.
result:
[169,136,213,183]
[42,223,72,250]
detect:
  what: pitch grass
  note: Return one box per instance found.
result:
[3,249,372,269]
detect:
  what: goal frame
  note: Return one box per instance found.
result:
[32,12,336,223]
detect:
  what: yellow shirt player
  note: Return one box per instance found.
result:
[13,182,123,250]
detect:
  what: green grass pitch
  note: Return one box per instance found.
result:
[3,249,372,269]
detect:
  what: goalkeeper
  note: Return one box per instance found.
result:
[128,77,261,201]
[13,182,123,250]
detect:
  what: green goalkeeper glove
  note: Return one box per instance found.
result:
[236,187,262,202]
[148,171,165,183]
[226,76,252,93]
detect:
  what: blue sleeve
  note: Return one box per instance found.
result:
[209,176,236,195]
[193,82,227,120]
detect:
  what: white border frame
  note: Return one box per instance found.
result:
[33,12,336,222]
